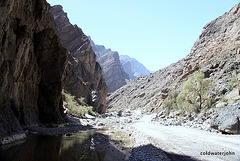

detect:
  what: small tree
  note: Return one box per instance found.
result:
[177,71,213,113]
[163,90,179,114]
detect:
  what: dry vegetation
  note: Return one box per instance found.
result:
[62,90,95,117]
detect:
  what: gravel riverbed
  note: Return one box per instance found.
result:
[3,112,239,161]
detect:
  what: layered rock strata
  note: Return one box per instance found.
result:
[89,37,129,92]
[52,6,108,112]
[0,0,67,143]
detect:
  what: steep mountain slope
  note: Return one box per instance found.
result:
[52,6,108,113]
[120,55,150,80]
[0,0,67,142]
[107,3,240,112]
[89,37,129,92]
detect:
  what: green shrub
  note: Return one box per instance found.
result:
[177,71,214,113]
[77,97,87,106]
[62,90,95,117]
[162,90,179,115]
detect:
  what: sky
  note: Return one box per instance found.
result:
[47,0,239,71]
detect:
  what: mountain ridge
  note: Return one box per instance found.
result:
[52,5,108,113]
[89,36,129,93]
[107,3,240,113]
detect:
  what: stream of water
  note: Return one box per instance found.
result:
[0,129,128,161]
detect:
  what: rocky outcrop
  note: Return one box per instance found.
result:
[52,6,108,113]
[120,55,150,80]
[89,37,129,92]
[211,103,240,134]
[0,0,67,143]
[107,3,240,113]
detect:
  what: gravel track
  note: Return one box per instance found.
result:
[129,115,240,161]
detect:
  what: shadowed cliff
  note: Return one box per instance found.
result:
[0,0,67,142]
[52,5,108,113]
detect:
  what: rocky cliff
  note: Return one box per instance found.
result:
[89,37,129,92]
[52,6,108,112]
[107,3,240,112]
[0,0,67,143]
[120,55,150,80]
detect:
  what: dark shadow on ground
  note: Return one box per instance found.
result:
[129,144,197,161]
[166,151,198,161]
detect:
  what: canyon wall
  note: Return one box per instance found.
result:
[0,0,67,141]
[89,37,129,92]
[52,6,108,113]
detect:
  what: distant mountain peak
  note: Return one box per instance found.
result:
[89,38,129,93]
[120,55,150,80]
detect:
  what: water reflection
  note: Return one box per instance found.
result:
[0,130,128,161]
[0,135,62,161]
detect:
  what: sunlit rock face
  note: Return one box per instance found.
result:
[107,3,240,112]
[52,5,108,113]
[0,0,68,142]
[89,37,129,93]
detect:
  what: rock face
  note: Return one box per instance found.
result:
[0,0,67,141]
[107,3,240,112]
[89,37,129,92]
[52,6,108,112]
[120,55,150,80]
[211,103,240,134]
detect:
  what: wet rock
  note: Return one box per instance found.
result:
[0,133,26,145]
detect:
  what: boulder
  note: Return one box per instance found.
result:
[211,103,240,134]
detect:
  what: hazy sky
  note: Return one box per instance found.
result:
[47,0,239,71]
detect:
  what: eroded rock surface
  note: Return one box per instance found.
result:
[0,0,67,142]
[89,37,129,92]
[52,5,108,113]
